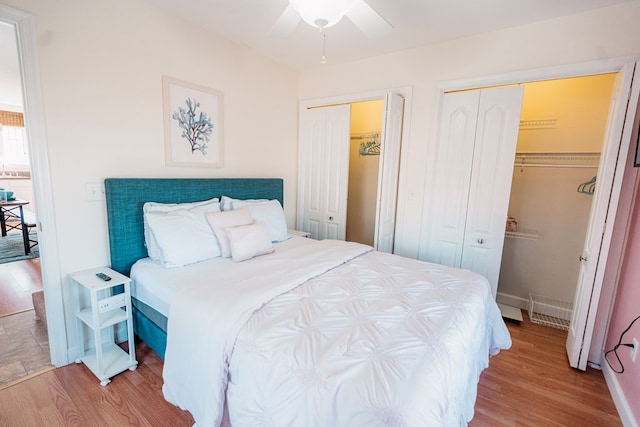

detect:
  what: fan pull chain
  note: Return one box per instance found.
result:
[321,30,327,64]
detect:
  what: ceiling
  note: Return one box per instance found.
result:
[0,0,633,109]
[144,0,632,70]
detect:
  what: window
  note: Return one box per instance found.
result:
[0,110,30,173]
[0,125,29,169]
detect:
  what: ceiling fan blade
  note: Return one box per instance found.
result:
[345,0,392,39]
[269,5,301,38]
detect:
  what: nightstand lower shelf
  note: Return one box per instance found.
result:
[76,343,137,386]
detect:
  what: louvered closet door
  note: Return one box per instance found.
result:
[460,85,524,297]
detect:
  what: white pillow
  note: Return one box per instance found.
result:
[205,208,253,258]
[227,221,275,262]
[145,209,221,268]
[220,195,268,211]
[143,198,220,260]
[232,199,289,242]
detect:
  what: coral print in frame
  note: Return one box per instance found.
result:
[163,76,224,167]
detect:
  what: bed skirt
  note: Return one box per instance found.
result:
[132,298,168,360]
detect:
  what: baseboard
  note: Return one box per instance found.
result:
[602,358,639,427]
[496,292,528,310]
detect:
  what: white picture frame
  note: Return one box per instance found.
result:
[163,76,224,168]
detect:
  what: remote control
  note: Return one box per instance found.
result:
[95,272,112,281]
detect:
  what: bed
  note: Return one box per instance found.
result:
[104,178,511,427]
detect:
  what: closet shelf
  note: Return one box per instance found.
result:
[505,230,538,240]
[514,152,600,170]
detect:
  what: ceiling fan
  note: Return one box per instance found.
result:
[270,0,392,39]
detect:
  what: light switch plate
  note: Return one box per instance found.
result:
[85,183,105,201]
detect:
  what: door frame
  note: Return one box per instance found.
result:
[298,86,413,250]
[431,57,639,369]
[566,62,638,370]
[1,5,67,366]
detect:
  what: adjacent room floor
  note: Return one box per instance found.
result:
[0,258,51,389]
[0,309,51,388]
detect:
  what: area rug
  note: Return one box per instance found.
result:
[0,232,39,265]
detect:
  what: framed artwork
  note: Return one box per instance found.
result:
[163,76,224,167]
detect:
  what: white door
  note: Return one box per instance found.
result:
[422,90,480,266]
[461,86,524,297]
[374,93,405,253]
[423,86,523,297]
[297,104,351,240]
[566,62,639,370]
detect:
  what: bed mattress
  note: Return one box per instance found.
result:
[130,236,310,318]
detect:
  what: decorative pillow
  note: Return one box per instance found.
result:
[205,208,253,258]
[232,199,289,242]
[226,221,275,262]
[145,209,221,268]
[143,198,220,260]
[220,195,268,211]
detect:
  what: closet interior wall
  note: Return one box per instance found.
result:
[346,100,383,246]
[496,74,617,310]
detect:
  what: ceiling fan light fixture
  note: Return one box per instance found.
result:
[288,0,356,29]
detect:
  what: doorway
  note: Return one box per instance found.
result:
[346,100,383,246]
[0,22,39,264]
[1,4,67,370]
[0,19,48,385]
[297,91,407,253]
[497,74,617,326]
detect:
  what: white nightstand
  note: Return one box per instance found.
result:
[288,229,311,238]
[71,267,137,386]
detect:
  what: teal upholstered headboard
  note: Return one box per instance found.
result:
[104,178,284,276]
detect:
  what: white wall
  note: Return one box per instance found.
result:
[299,1,640,258]
[500,167,595,304]
[4,0,299,362]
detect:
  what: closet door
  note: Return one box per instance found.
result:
[566,62,639,370]
[297,105,351,240]
[421,85,523,298]
[374,93,404,253]
[421,90,479,266]
[460,86,524,296]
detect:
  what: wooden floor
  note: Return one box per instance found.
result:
[0,312,621,426]
[0,342,194,426]
[471,312,621,426]
[0,258,42,317]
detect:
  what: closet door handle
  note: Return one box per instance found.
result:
[579,256,588,262]
[477,238,484,244]
[329,216,334,221]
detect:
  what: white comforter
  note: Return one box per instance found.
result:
[162,239,511,427]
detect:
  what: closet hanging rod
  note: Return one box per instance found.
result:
[514,152,600,159]
[513,164,599,169]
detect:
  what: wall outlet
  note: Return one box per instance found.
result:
[98,294,126,313]
[631,338,638,363]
